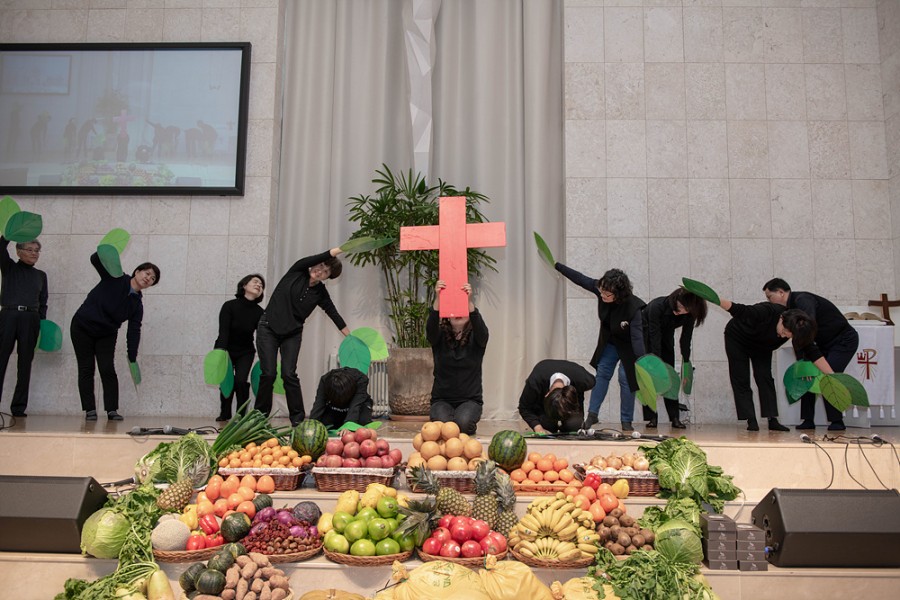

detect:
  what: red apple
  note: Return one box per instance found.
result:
[421,537,442,555]
[438,515,454,529]
[486,531,507,553]
[470,519,490,542]
[340,430,356,445]
[388,448,403,464]
[359,439,377,458]
[380,456,395,469]
[342,457,361,468]
[450,516,470,529]
[325,439,344,456]
[480,535,501,556]
[375,439,390,456]
[354,428,373,443]
[431,527,452,544]
[364,456,383,468]
[450,522,472,543]
[324,454,343,468]
[461,540,484,558]
[316,455,328,467]
[439,541,461,558]
[342,441,360,459]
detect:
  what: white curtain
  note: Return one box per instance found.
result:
[278,0,564,420]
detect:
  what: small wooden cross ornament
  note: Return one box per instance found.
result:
[867,293,900,325]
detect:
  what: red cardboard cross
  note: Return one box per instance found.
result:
[400,196,506,318]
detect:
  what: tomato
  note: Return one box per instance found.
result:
[186,534,206,551]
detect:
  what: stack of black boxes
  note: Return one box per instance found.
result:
[735,523,768,571]
[701,513,768,571]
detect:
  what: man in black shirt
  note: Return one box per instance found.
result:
[763,278,858,431]
[0,237,48,417]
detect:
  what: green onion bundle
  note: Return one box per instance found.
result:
[211,400,293,458]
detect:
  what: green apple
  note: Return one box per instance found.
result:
[355,507,378,523]
[375,537,401,556]
[323,533,349,554]
[350,538,376,556]
[384,518,399,535]
[376,496,399,519]
[331,511,354,534]
[391,530,416,552]
[344,519,368,544]
[367,518,390,541]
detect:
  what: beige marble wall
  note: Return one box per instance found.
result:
[565,0,893,424]
[0,0,282,418]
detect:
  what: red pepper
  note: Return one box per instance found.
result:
[186,534,206,551]
[205,533,225,548]
[198,514,220,535]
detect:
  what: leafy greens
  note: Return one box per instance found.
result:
[589,548,719,600]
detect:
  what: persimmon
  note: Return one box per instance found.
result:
[256,475,276,494]
[598,492,619,513]
[236,486,255,502]
[240,475,257,491]
[236,501,256,519]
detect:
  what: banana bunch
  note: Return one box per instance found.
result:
[509,492,600,561]
[514,537,583,561]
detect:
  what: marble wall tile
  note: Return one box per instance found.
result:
[723,7,764,62]
[179,355,219,419]
[200,5,239,40]
[1,9,51,42]
[729,178,772,238]
[565,6,604,63]
[607,237,650,300]
[72,198,113,234]
[149,197,191,234]
[164,0,202,7]
[54,1,89,8]
[605,63,645,120]
[86,8,126,40]
[646,120,687,178]
[802,8,843,62]
[690,237,734,299]
[203,0,241,7]
[883,53,900,122]
[727,120,769,179]
[732,237,774,301]
[124,7,163,40]
[189,197,230,235]
[567,178,608,238]
[48,8,88,40]
[808,120,852,179]
[229,176,271,236]
[691,361,739,424]
[811,179,854,239]
[765,64,807,120]
[773,238,817,292]
[684,7,724,62]
[886,115,900,179]
[856,239,896,298]
[644,7,684,62]
[647,178,690,237]
[690,309,730,362]
[852,179,892,239]
[249,61,277,120]
[120,235,150,285]
[566,63,605,120]
[226,235,269,293]
[842,7,880,63]
[771,179,813,239]
[606,120,647,178]
[805,64,848,120]
[245,119,274,177]
[564,237,608,298]
[763,8,803,62]
[185,235,229,295]
[725,63,767,120]
[240,7,278,63]
[687,120,729,178]
[567,299,598,362]
[848,121,889,179]
[879,0,900,62]
[566,120,606,177]
[37,197,74,234]
[39,235,74,296]
[649,237,691,298]
[161,7,199,40]
[110,197,153,235]
[685,63,726,120]
[844,64,884,121]
[147,234,189,295]
[689,178,731,237]
[813,238,857,299]
[645,63,685,119]
[605,7,644,62]
[607,178,648,237]
[240,0,278,7]
[768,121,810,179]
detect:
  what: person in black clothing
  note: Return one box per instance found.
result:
[0,237,48,417]
[427,280,489,435]
[214,274,265,422]
[518,359,595,433]
[310,367,373,428]
[641,288,707,429]
[71,254,159,421]
[555,263,645,431]
[763,278,858,431]
[716,296,790,432]
[255,247,350,426]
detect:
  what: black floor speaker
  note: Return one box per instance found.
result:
[0,475,108,553]
[751,488,900,567]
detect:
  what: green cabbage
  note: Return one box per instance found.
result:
[80,508,129,559]
[655,519,703,564]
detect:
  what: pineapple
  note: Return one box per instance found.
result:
[157,452,210,512]
[408,465,471,516]
[493,471,518,537]
[471,460,499,527]
[395,497,439,547]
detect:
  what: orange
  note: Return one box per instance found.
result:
[527,469,544,483]
[256,475,276,494]
[218,457,229,468]
[510,469,527,483]
[236,500,256,519]
[278,455,291,466]
[527,452,542,463]
[520,460,535,473]
[291,456,304,467]
[543,470,559,482]
[543,453,557,463]
[261,454,274,465]
[553,458,568,471]
[558,469,574,483]
[228,457,241,468]
[240,475,257,491]
[563,485,581,498]
[536,458,554,472]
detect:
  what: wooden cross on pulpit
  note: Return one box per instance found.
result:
[400,196,506,318]
[868,293,900,325]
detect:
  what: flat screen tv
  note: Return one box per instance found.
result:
[0,42,251,196]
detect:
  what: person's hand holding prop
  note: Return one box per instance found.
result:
[3,209,42,243]
[681,360,694,395]
[129,361,141,388]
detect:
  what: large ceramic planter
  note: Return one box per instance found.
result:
[386,347,433,417]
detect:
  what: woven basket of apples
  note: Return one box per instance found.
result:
[312,428,403,493]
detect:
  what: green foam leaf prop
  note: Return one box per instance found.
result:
[820,373,869,411]
[340,236,394,254]
[97,244,123,277]
[99,228,130,254]
[681,277,720,305]
[129,361,141,386]
[351,327,388,361]
[783,361,822,403]
[331,420,383,434]
[637,355,673,396]
[36,319,63,352]
[0,196,21,233]
[203,349,229,385]
[662,362,681,400]
[3,211,42,243]
[681,361,694,395]
[251,361,285,396]
[219,356,235,398]
[634,363,658,412]
[533,231,555,269]
[339,334,371,374]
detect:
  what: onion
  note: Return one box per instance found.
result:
[289,525,306,538]
[309,525,319,538]
[276,510,297,526]
[255,507,277,523]
[249,522,268,537]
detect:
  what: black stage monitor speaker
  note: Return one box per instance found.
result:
[0,475,108,553]
[751,488,900,567]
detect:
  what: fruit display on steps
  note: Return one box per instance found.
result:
[507,492,605,561]
[317,427,403,469]
[407,464,472,516]
[218,437,313,469]
[323,483,416,557]
[407,420,486,471]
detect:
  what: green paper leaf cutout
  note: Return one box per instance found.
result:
[662,362,681,400]
[334,421,362,433]
[0,196,21,233]
[340,236,394,254]
[273,363,286,395]
[820,373,869,410]
[339,334,372,374]
[365,420,382,430]
[783,361,822,402]
[99,228,130,254]
[220,356,235,398]
[204,349,229,385]
[250,361,285,396]
[533,231,555,269]
[97,244,124,277]
[636,355,672,395]
[36,319,63,352]
[634,363,658,412]
[681,277,720,305]
[4,211,42,243]
[681,361,694,395]
[129,361,142,386]
[351,327,388,361]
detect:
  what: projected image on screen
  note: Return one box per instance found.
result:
[0,43,250,195]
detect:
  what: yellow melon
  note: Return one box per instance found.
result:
[463,439,483,459]
[427,455,448,471]
[444,437,464,458]
[420,441,441,460]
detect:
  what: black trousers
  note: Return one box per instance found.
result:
[0,309,40,415]
[254,318,304,424]
[430,400,483,435]
[800,328,859,423]
[725,334,778,420]
[70,317,119,412]
[219,351,254,419]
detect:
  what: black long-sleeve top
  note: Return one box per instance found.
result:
[643,295,694,363]
[426,307,489,403]
[724,301,787,354]
[555,262,646,389]
[264,250,346,336]
[518,359,596,429]
[787,291,854,350]
[73,252,143,361]
[310,367,373,428]
[214,297,264,356]
[0,237,48,318]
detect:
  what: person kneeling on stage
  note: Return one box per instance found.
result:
[309,366,373,429]
[518,359,596,433]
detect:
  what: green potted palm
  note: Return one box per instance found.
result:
[346,165,497,416]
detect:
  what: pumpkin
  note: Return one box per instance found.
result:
[221,512,252,542]
[178,562,206,593]
[194,569,227,595]
[206,549,234,573]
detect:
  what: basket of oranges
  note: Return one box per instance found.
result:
[216,438,313,491]
[508,452,581,495]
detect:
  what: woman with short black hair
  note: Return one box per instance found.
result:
[310,366,373,428]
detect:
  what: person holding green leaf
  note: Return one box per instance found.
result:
[310,367,373,428]
[71,253,160,421]
[764,278,858,431]
[0,237,48,417]
[640,288,707,429]
[213,274,266,422]
[255,247,350,426]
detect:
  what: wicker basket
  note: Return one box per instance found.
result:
[183,593,293,600]
[217,466,306,491]
[513,483,571,495]
[312,466,400,492]
[262,544,322,563]
[323,547,412,566]
[573,464,660,497]
[509,547,595,569]
[153,546,218,563]
[406,469,475,494]
[417,548,507,566]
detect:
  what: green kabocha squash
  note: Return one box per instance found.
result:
[252,493,273,513]
[194,569,227,595]
[221,512,252,542]
[179,562,206,593]
[222,541,247,559]
[206,549,234,573]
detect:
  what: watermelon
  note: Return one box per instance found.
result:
[488,430,527,472]
[291,419,328,460]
